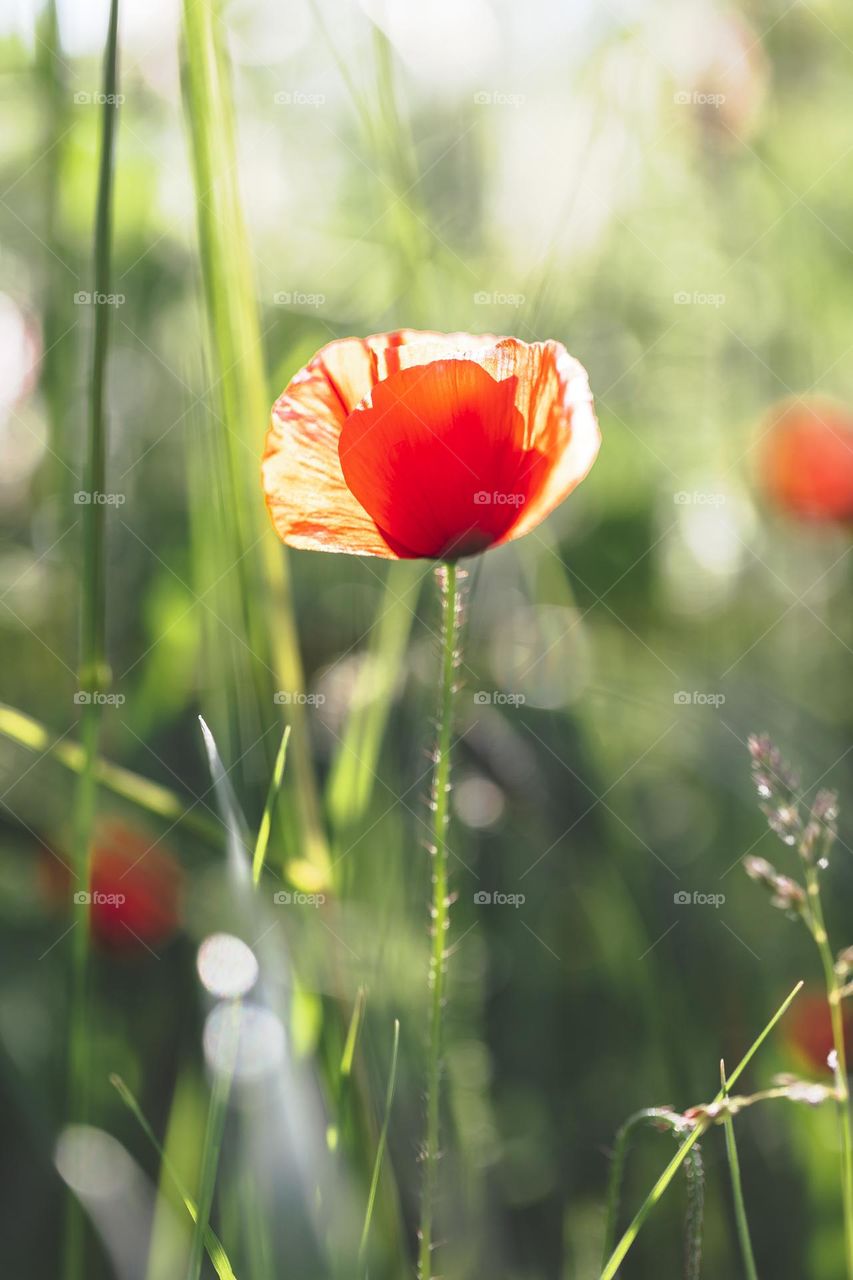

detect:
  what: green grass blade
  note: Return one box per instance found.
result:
[64,5,120,1277]
[720,1060,760,1280]
[340,986,368,1080]
[600,980,803,1280]
[110,1076,238,1280]
[180,0,330,890]
[0,702,220,843]
[327,564,422,834]
[358,1019,400,1272]
[252,727,290,886]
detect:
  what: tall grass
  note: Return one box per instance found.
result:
[180,0,329,890]
[63,3,120,1277]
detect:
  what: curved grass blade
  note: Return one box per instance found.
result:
[601,1108,703,1279]
[600,980,803,1280]
[0,702,220,843]
[252,726,290,885]
[110,1076,238,1280]
[358,1019,400,1272]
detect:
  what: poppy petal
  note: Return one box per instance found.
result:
[339,358,551,558]
[263,330,499,557]
[263,331,598,559]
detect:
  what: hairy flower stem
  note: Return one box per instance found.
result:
[419,561,461,1280]
[806,864,853,1278]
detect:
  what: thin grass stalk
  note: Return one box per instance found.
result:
[601,1109,704,1277]
[805,862,853,1277]
[419,562,461,1279]
[720,1060,759,1280]
[180,0,329,887]
[186,1003,241,1280]
[600,980,803,1280]
[358,1019,401,1272]
[110,1076,237,1280]
[63,5,119,1277]
[0,702,220,842]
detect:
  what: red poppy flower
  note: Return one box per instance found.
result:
[262,330,599,559]
[785,992,853,1076]
[40,820,183,952]
[760,398,853,524]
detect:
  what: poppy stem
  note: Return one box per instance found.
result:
[805,863,853,1279]
[419,561,461,1280]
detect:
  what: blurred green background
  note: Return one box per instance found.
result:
[1,0,852,1276]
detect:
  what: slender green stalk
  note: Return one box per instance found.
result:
[110,1076,237,1280]
[419,562,460,1280]
[0,702,220,842]
[252,726,290,885]
[64,6,119,1277]
[180,0,330,889]
[187,1003,241,1280]
[358,1019,401,1272]
[805,864,853,1278]
[720,1060,759,1280]
[600,980,802,1280]
[602,1108,704,1273]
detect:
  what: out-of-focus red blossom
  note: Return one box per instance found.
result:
[262,331,599,561]
[40,820,183,952]
[785,992,853,1076]
[760,399,853,524]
